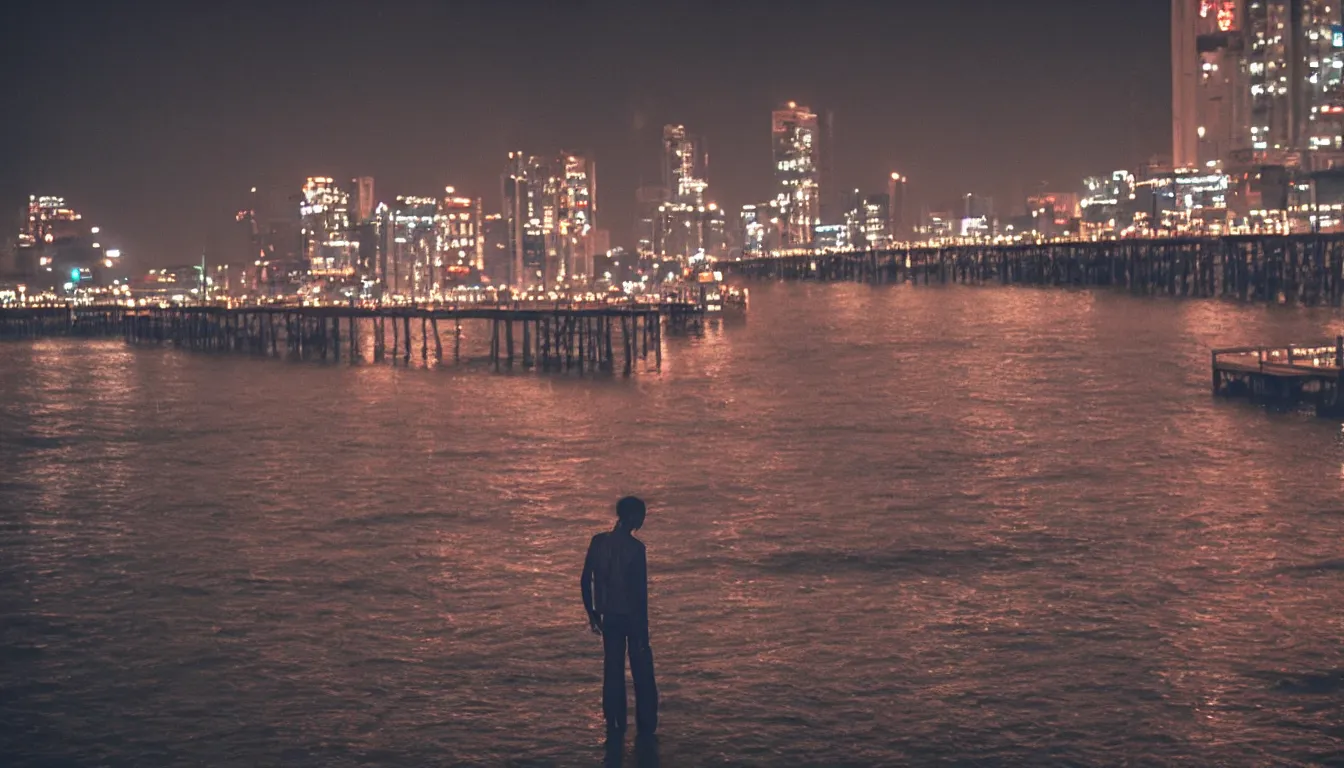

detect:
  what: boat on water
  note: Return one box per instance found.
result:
[677,266,748,315]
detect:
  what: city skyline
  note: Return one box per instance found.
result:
[4,0,1171,269]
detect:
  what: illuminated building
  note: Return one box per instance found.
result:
[354,217,382,296]
[635,185,669,259]
[384,195,436,298]
[551,153,596,284]
[22,195,82,245]
[481,214,511,285]
[663,124,708,206]
[656,201,727,262]
[739,202,782,257]
[958,194,996,238]
[841,190,892,250]
[1134,168,1233,234]
[436,188,481,289]
[1025,192,1079,237]
[917,210,955,240]
[503,152,549,289]
[349,176,376,224]
[888,173,910,242]
[16,195,118,290]
[1080,171,1138,234]
[813,224,849,251]
[300,177,356,277]
[772,102,820,246]
[503,152,597,288]
[657,123,722,263]
[1300,0,1344,167]
[1174,0,1344,173]
[1172,0,1244,169]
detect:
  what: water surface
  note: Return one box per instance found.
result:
[2,284,1343,765]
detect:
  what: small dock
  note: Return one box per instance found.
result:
[1212,338,1344,416]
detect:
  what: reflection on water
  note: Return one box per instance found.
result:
[2,284,1343,766]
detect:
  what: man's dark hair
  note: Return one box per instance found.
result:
[616,496,646,529]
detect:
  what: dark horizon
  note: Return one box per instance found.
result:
[5,0,1171,269]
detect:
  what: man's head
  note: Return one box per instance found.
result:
[616,496,646,530]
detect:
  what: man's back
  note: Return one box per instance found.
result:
[585,530,647,619]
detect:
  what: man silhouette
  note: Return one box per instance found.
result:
[582,496,658,736]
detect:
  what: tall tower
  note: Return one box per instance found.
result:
[299,177,354,275]
[1172,0,1200,168]
[556,153,596,283]
[1299,0,1344,169]
[887,173,909,243]
[503,152,549,289]
[1173,0,1246,170]
[772,102,820,247]
[349,176,375,224]
[663,124,707,205]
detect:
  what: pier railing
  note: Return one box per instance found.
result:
[1211,339,1344,373]
[1211,336,1344,416]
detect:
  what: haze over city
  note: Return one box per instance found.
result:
[4,0,1170,269]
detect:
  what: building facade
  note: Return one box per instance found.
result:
[1173,0,1344,172]
[772,102,820,247]
[300,177,356,277]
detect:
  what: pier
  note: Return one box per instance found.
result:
[1212,338,1344,416]
[0,305,129,339]
[724,234,1344,305]
[110,303,703,375]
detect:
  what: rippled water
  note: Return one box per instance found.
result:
[3,284,1344,766]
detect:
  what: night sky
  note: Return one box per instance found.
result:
[5,0,1171,269]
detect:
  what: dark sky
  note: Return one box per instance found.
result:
[5,0,1171,269]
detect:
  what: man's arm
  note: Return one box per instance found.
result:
[580,535,601,634]
[634,544,650,649]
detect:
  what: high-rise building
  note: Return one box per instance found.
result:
[553,153,596,283]
[480,213,511,286]
[1172,0,1243,169]
[349,176,376,224]
[503,152,597,288]
[772,102,820,247]
[17,195,118,290]
[436,187,480,288]
[888,173,909,242]
[656,123,727,262]
[503,152,549,289]
[300,177,356,276]
[1299,0,1344,167]
[663,124,707,205]
[634,185,669,259]
[384,195,436,298]
[1173,0,1344,172]
[842,191,892,250]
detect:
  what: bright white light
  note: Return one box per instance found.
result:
[106,249,121,259]
[90,227,100,234]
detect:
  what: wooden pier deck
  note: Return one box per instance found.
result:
[1212,338,1344,416]
[723,234,1344,306]
[1,301,707,376]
